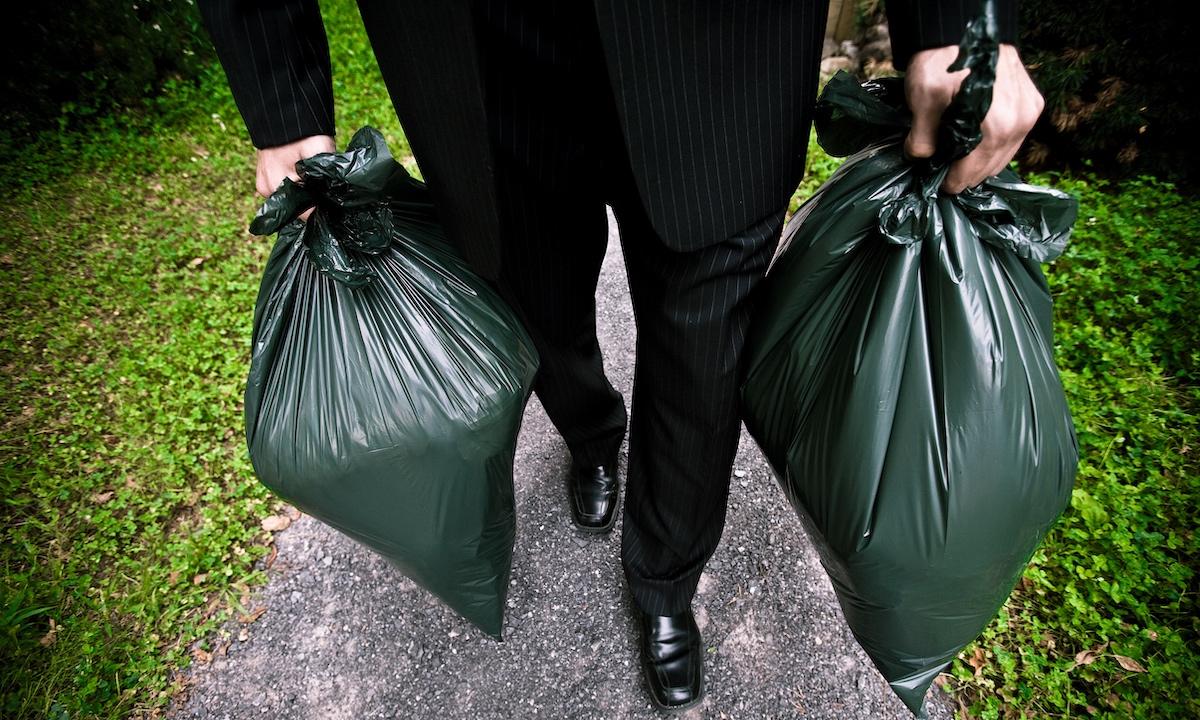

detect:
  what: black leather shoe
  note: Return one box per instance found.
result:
[567,459,619,533]
[639,610,704,713]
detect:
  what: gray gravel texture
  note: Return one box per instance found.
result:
[173,211,955,720]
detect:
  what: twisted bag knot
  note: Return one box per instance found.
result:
[248,126,412,287]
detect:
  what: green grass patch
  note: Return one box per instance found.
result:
[0,2,404,718]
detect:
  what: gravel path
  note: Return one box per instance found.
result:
[172,211,955,720]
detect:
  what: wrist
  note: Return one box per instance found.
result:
[258,134,336,159]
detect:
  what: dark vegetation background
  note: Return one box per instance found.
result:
[0,1,212,165]
[1019,0,1200,183]
[4,1,1196,183]
[1,1,1195,719]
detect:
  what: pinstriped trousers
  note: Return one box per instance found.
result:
[480,0,786,616]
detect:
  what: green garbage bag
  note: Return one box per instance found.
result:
[741,5,1078,715]
[244,127,538,639]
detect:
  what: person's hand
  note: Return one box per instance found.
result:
[255,134,336,219]
[904,44,1043,194]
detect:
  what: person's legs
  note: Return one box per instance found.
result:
[477,0,628,468]
[603,167,785,709]
[610,190,787,616]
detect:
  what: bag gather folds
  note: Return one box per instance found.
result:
[243,126,538,639]
[741,2,1079,714]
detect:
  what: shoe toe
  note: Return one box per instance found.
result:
[568,462,619,533]
[641,611,704,711]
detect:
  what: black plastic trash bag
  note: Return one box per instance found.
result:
[741,6,1078,715]
[244,126,538,639]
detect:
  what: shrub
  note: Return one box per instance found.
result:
[0,1,212,134]
[1018,2,1199,183]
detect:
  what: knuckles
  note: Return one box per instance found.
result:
[1028,92,1046,124]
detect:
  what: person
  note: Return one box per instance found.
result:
[199,0,1042,711]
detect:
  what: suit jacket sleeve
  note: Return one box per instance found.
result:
[885,0,1018,70]
[198,0,336,148]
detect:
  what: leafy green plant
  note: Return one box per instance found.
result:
[0,1,213,160]
[0,2,406,718]
[940,174,1199,719]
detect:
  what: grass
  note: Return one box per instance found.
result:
[943,174,1200,719]
[0,3,404,718]
[0,0,1196,718]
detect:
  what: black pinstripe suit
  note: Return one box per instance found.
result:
[200,0,1017,616]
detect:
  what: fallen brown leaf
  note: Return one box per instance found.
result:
[968,646,987,677]
[191,573,207,585]
[238,606,267,624]
[956,694,976,720]
[1070,642,1109,670]
[201,597,222,621]
[1114,654,1146,673]
[261,515,291,532]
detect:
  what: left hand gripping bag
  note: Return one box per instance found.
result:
[243,127,538,639]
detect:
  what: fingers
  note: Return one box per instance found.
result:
[255,161,300,200]
[944,117,1019,193]
[903,46,965,161]
[984,154,1012,180]
[944,147,996,194]
[255,166,275,200]
[940,45,1044,194]
[944,112,1029,193]
[905,99,945,160]
[253,134,337,200]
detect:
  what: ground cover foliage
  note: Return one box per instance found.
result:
[944,174,1199,719]
[0,1,1195,717]
[0,3,407,718]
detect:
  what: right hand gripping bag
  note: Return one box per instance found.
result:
[740,4,1079,715]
